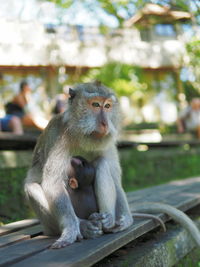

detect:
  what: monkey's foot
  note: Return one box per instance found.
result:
[80,219,103,239]
[111,214,133,233]
[50,229,83,249]
[89,212,115,232]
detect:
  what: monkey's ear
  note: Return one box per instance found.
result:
[69,177,79,189]
[69,88,76,102]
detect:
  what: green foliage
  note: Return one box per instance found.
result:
[45,0,200,26]
[0,167,33,224]
[187,39,200,59]
[125,122,159,130]
[79,62,148,97]
[120,147,200,192]
[185,38,200,93]
[176,246,200,267]
[183,81,200,102]
[46,0,73,9]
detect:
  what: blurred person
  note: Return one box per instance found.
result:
[177,98,200,139]
[5,80,48,131]
[52,89,69,115]
[0,114,23,135]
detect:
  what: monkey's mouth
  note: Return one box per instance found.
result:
[90,131,108,139]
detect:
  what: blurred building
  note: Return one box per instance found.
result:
[0,3,193,108]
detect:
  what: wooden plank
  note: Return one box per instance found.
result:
[0,219,39,236]
[0,133,37,150]
[0,225,43,248]
[0,236,55,266]
[118,140,200,149]
[10,177,200,267]
[127,176,200,204]
[10,220,168,267]
[2,131,200,151]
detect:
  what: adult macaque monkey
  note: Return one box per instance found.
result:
[24,82,133,248]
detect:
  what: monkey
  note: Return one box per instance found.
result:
[24,81,133,249]
[67,156,98,220]
[24,81,200,249]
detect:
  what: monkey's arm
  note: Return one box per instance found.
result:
[41,139,82,248]
[107,147,133,232]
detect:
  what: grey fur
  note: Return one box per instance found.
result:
[24,82,132,249]
[133,202,200,247]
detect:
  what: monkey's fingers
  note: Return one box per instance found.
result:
[111,215,133,233]
[88,222,102,231]
[80,220,103,239]
[89,212,104,221]
[101,213,115,232]
[84,229,103,239]
[77,233,83,242]
[51,240,71,249]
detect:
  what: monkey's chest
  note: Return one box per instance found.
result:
[68,186,98,219]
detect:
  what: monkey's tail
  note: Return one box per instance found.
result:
[132,202,200,247]
[132,212,166,232]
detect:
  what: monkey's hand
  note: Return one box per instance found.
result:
[80,218,103,239]
[89,212,115,232]
[110,214,133,233]
[51,220,82,249]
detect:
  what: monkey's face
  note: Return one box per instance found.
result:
[86,96,113,138]
[67,83,121,143]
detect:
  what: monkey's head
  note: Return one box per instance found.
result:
[68,156,95,190]
[66,82,121,149]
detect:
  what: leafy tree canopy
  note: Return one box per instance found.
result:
[78,62,148,98]
[185,38,200,93]
[45,0,200,26]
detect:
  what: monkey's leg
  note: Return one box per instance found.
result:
[111,185,133,233]
[40,178,83,249]
[108,154,133,233]
[24,182,59,235]
[41,147,83,249]
[95,158,117,231]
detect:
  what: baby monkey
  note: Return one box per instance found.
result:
[67,156,98,220]
[67,156,166,232]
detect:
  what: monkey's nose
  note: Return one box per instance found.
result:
[99,122,108,135]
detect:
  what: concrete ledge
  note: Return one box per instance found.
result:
[97,217,200,267]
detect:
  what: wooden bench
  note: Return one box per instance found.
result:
[1,176,200,266]
[1,132,200,151]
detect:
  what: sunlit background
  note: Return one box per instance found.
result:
[0,0,200,141]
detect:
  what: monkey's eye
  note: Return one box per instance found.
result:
[92,102,100,108]
[104,103,111,109]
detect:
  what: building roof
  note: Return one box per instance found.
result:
[0,18,190,69]
[125,3,192,27]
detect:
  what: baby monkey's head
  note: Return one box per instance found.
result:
[68,156,95,190]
